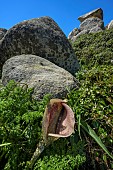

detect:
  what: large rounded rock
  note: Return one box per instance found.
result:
[2,54,79,100]
[80,17,104,31]
[0,17,79,74]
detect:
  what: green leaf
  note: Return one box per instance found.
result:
[0,143,11,147]
[80,121,113,159]
[77,114,81,139]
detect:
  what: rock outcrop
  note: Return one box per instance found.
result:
[107,20,113,29]
[78,8,103,22]
[70,30,89,42]
[0,16,79,74]
[0,28,7,40]
[79,17,104,31]
[89,26,103,33]
[68,28,80,40]
[2,54,79,99]
[68,8,104,41]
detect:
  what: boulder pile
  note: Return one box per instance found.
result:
[0,17,79,100]
[0,17,79,74]
[68,8,113,42]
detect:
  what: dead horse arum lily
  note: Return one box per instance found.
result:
[29,99,75,169]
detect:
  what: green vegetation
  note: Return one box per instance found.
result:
[0,81,50,169]
[72,28,113,68]
[34,138,86,170]
[68,66,113,169]
[0,81,86,170]
[0,28,113,169]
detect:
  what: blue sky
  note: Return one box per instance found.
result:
[0,0,113,36]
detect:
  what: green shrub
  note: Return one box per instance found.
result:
[72,28,113,68]
[67,65,113,169]
[34,138,86,170]
[0,81,86,170]
[0,80,50,170]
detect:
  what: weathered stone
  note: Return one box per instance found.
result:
[78,8,103,22]
[2,54,79,100]
[89,26,103,33]
[105,24,108,30]
[80,17,104,31]
[68,28,80,40]
[107,20,113,29]
[71,30,89,42]
[0,28,7,40]
[0,17,79,75]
